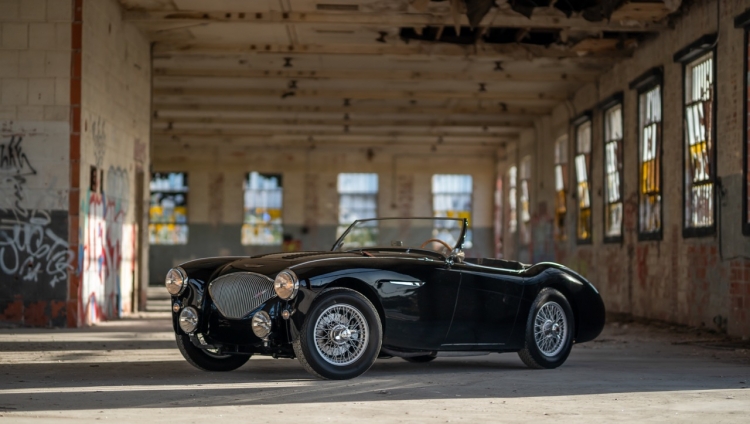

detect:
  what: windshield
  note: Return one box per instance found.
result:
[331,217,468,253]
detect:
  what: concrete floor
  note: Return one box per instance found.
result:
[1,315,749,423]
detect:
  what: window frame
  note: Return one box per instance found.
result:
[738,10,750,236]
[519,156,532,246]
[553,135,569,241]
[572,112,593,245]
[599,93,625,244]
[507,166,518,235]
[630,67,664,242]
[675,36,718,238]
[242,172,284,246]
[148,172,189,245]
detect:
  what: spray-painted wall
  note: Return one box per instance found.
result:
[0,0,76,326]
[76,0,150,325]
[149,145,499,283]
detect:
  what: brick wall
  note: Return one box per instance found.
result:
[502,0,750,338]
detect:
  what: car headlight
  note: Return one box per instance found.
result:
[251,311,272,339]
[179,306,199,333]
[165,267,187,295]
[274,270,299,300]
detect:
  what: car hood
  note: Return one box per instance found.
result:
[215,251,364,279]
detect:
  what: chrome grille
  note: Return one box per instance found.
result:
[209,272,276,319]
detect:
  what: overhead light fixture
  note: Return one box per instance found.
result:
[283,57,293,68]
[494,61,504,71]
[288,80,297,89]
[376,31,388,43]
[478,83,487,92]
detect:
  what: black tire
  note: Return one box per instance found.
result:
[293,288,382,380]
[517,288,575,369]
[402,355,436,363]
[175,333,250,372]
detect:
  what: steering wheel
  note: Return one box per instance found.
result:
[420,238,453,253]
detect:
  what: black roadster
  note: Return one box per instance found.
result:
[166,217,605,380]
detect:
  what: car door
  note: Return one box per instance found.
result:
[442,263,524,349]
[375,259,462,351]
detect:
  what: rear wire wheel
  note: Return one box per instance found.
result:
[518,288,575,369]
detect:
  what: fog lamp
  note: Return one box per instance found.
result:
[165,267,187,295]
[179,306,199,334]
[274,270,299,300]
[252,311,272,339]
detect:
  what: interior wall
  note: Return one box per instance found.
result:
[149,145,498,283]
[0,0,75,327]
[501,0,750,337]
[76,0,150,325]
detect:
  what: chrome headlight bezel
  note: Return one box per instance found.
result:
[251,311,272,339]
[165,267,188,295]
[179,306,199,334]
[273,269,299,300]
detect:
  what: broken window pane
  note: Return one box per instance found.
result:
[553,135,568,240]
[242,172,283,245]
[639,85,662,236]
[508,166,517,234]
[337,173,378,247]
[684,53,714,230]
[433,174,472,245]
[519,156,531,245]
[604,104,623,239]
[149,172,188,245]
[575,120,592,242]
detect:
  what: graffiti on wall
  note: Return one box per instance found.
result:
[0,134,74,289]
[80,158,132,324]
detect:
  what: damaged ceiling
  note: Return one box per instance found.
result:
[117,0,682,154]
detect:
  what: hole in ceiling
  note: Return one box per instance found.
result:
[399,26,561,46]
[316,4,359,11]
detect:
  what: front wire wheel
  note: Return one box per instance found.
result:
[518,288,575,369]
[294,288,382,380]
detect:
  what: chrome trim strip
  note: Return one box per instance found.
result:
[387,281,424,287]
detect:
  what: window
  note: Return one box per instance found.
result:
[519,156,531,245]
[149,172,188,244]
[242,172,283,245]
[508,166,517,234]
[553,135,568,240]
[638,85,663,238]
[432,174,472,245]
[574,119,592,243]
[683,52,715,234]
[337,173,378,246]
[494,175,503,257]
[604,103,624,241]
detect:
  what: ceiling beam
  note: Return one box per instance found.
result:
[124,8,666,32]
[152,102,552,117]
[153,131,512,145]
[153,116,534,129]
[152,67,599,84]
[152,41,629,60]
[152,87,566,102]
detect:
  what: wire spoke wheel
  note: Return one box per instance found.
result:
[313,304,369,366]
[533,301,568,357]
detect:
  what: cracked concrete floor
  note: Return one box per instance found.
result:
[0,315,749,423]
